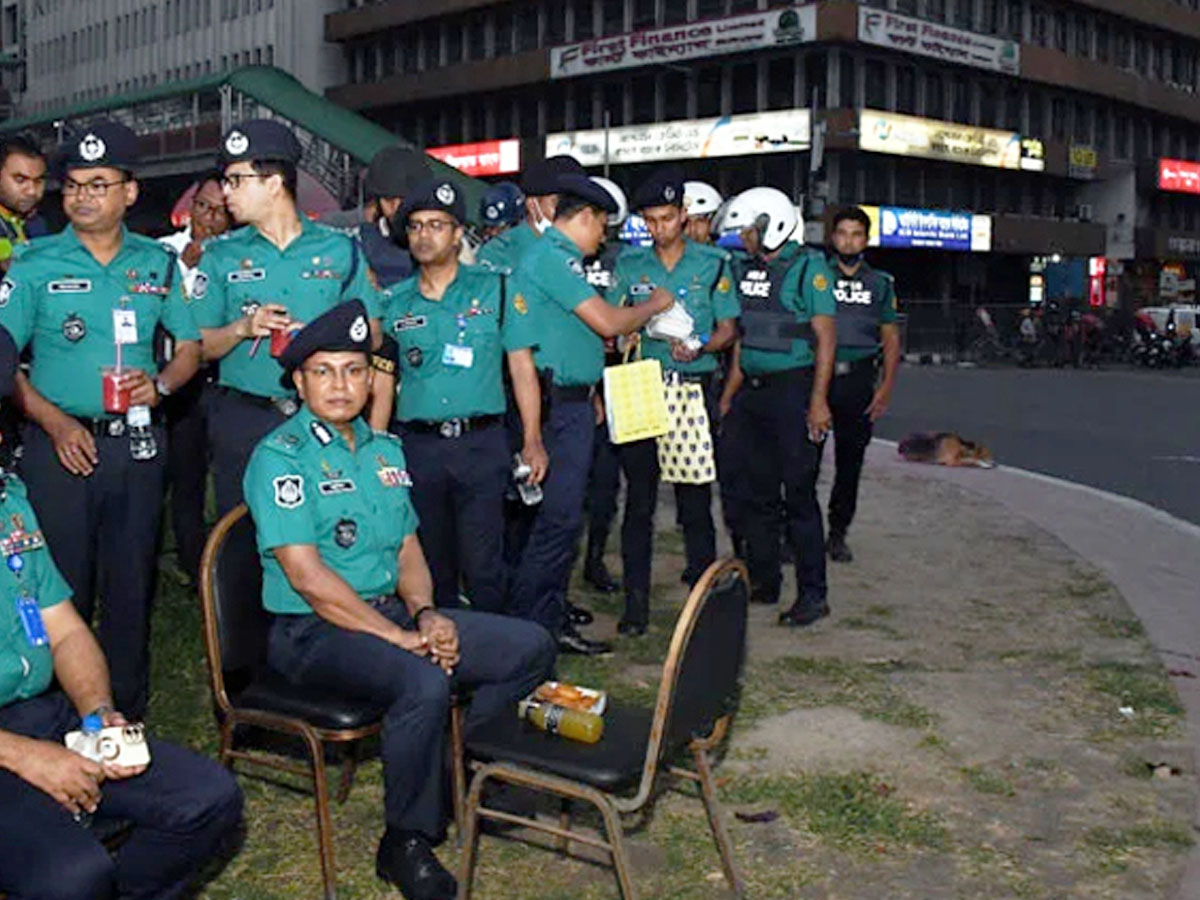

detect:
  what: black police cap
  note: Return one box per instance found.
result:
[220,119,302,167]
[278,300,372,387]
[555,174,619,215]
[0,324,17,399]
[399,178,467,226]
[59,120,140,174]
[520,155,586,196]
[631,166,686,212]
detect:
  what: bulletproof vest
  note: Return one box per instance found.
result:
[831,268,885,349]
[735,252,812,352]
[583,241,621,298]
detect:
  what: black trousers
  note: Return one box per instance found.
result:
[722,368,826,604]
[820,361,876,537]
[585,420,621,556]
[19,422,167,719]
[164,378,211,582]
[269,602,554,842]
[401,424,509,613]
[208,389,290,518]
[0,692,242,900]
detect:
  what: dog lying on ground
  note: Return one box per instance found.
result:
[898,432,996,468]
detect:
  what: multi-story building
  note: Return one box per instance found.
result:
[18,0,346,115]
[325,0,1200,337]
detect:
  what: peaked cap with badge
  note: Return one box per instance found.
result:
[631,165,686,211]
[58,120,140,175]
[219,118,303,167]
[397,178,467,226]
[278,299,372,387]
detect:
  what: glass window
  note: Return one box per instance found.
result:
[664,1,687,25]
[575,83,595,128]
[766,56,795,110]
[1095,107,1108,152]
[696,66,721,116]
[546,3,566,45]
[805,50,827,110]
[696,0,723,17]
[663,70,688,119]
[546,82,568,132]
[602,0,623,36]
[468,18,486,59]
[838,51,856,108]
[1052,12,1066,52]
[896,66,916,114]
[978,82,996,127]
[731,62,757,113]
[864,59,886,109]
[631,0,655,29]
[604,81,625,126]
[1095,20,1109,64]
[925,72,944,119]
[516,4,538,52]
[494,6,514,55]
[1051,98,1067,140]
[632,74,656,122]
[951,78,969,121]
[445,21,463,65]
[1006,0,1022,40]
[926,0,946,21]
[520,95,539,136]
[574,0,594,40]
[1073,102,1089,142]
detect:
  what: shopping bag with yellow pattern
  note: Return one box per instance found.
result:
[656,371,715,484]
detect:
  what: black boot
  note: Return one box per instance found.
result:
[778,596,830,627]
[618,589,649,637]
[376,829,457,900]
[583,544,619,593]
[827,531,853,563]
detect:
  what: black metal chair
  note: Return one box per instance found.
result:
[199,504,385,900]
[458,558,751,900]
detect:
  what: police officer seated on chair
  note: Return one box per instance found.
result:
[242,300,555,900]
[0,325,243,900]
[0,121,202,719]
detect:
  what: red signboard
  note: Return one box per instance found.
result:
[1159,158,1200,194]
[426,139,521,177]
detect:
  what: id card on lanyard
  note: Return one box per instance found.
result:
[7,552,46,647]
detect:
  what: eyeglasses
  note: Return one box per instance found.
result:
[300,363,371,383]
[193,197,229,217]
[404,218,457,235]
[63,178,128,198]
[220,172,271,190]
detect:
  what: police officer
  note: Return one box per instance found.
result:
[356,145,428,288]
[476,155,587,273]
[0,134,49,271]
[383,179,534,614]
[717,187,836,627]
[682,181,723,246]
[606,167,738,635]
[0,121,202,717]
[193,118,383,515]
[243,300,554,900]
[822,206,900,563]
[506,172,675,654]
[580,176,629,598]
[477,181,525,245]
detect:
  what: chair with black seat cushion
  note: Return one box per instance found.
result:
[459,557,750,900]
[199,504,385,900]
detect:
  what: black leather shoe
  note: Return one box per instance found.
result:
[376,831,457,900]
[749,590,779,605]
[558,626,613,656]
[567,602,595,626]
[827,532,854,563]
[778,598,830,628]
[583,557,619,593]
[617,619,647,637]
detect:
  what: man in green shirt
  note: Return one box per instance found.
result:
[606,167,738,635]
[243,300,553,900]
[193,119,383,515]
[717,187,836,628]
[382,179,537,614]
[821,206,901,563]
[506,173,674,654]
[0,121,201,717]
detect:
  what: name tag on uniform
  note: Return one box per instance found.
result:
[393,314,427,332]
[629,283,655,297]
[112,308,138,345]
[48,279,92,294]
[442,344,474,368]
[318,479,357,496]
[227,268,266,284]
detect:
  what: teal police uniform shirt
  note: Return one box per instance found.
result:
[383,264,512,422]
[244,406,418,615]
[477,221,539,274]
[610,240,738,375]
[192,220,382,399]
[505,226,604,388]
[0,476,73,707]
[0,226,200,418]
[738,243,837,376]
[832,262,899,362]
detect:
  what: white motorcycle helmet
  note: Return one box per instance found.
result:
[717,187,800,252]
[590,176,628,228]
[683,181,723,218]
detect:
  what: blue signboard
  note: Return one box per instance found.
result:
[878,206,973,250]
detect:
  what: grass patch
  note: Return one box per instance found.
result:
[1060,573,1110,599]
[1089,614,1145,640]
[838,616,906,639]
[961,765,1016,797]
[1082,820,1194,873]
[864,604,893,618]
[1085,660,1183,738]
[724,771,945,851]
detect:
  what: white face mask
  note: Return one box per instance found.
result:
[532,210,553,234]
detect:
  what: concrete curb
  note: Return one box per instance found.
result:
[868,439,1200,900]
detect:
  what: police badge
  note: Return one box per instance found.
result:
[62,313,86,342]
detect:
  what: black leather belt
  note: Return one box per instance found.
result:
[403,415,501,438]
[77,416,132,438]
[550,384,592,403]
[745,367,810,390]
[216,385,299,416]
[834,356,877,377]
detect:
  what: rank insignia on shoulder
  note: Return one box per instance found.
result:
[310,421,334,446]
[272,475,305,509]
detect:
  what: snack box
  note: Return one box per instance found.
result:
[520,680,607,716]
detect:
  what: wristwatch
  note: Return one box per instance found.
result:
[154,377,172,398]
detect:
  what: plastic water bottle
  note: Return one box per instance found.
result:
[521,701,604,744]
[68,714,104,826]
[127,405,157,460]
[512,453,543,506]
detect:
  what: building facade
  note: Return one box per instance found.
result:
[16,0,345,114]
[325,0,1200,335]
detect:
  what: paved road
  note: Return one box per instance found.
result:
[874,365,1200,525]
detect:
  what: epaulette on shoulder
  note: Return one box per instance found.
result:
[267,426,306,457]
[372,429,403,445]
